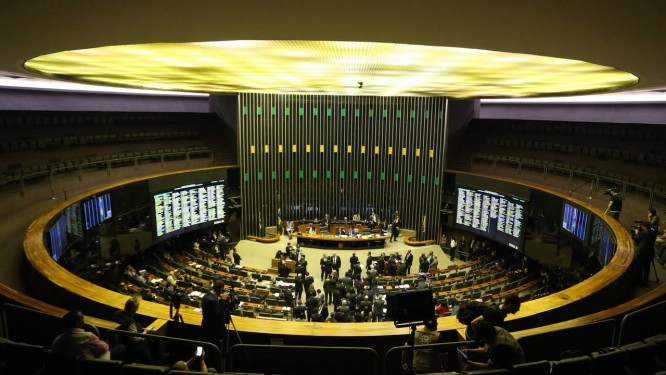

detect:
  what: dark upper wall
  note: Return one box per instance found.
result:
[0,88,210,113]
[480,102,666,125]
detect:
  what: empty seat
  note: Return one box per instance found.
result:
[79,357,123,375]
[590,348,626,375]
[551,355,592,375]
[121,363,169,374]
[511,360,551,375]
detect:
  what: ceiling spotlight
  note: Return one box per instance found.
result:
[358,81,363,89]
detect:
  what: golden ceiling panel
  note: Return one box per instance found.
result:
[24,40,638,98]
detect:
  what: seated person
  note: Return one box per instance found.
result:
[460,321,525,370]
[171,347,214,373]
[51,310,124,360]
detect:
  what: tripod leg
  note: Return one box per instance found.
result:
[652,259,660,283]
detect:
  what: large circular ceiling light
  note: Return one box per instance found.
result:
[25,40,638,98]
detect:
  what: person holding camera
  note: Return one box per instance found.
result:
[648,208,660,231]
[201,280,231,349]
[171,346,214,373]
[603,188,622,221]
[632,221,657,285]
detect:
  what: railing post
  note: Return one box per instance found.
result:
[134,156,138,171]
[569,170,574,185]
[19,175,25,197]
[161,154,165,167]
[106,160,111,175]
[49,168,56,200]
[186,151,191,164]
[78,163,83,181]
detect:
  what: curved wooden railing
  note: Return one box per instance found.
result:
[22,169,637,338]
[403,236,436,246]
[245,232,281,243]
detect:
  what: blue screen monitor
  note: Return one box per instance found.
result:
[83,193,112,230]
[48,215,68,261]
[562,203,589,242]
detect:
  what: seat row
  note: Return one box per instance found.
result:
[490,119,665,141]
[484,137,666,168]
[1,146,212,182]
[0,130,201,155]
[465,334,666,375]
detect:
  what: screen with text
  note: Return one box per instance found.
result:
[154,180,226,239]
[455,186,526,250]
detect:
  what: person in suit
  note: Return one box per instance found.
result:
[366,251,373,270]
[349,252,359,266]
[404,250,414,274]
[320,253,328,281]
[200,280,231,349]
[429,256,439,271]
[418,253,429,273]
[331,253,341,273]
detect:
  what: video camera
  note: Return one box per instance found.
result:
[170,290,183,310]
[603,188,619,196]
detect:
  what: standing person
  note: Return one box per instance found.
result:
[460,236,467,261]
[320,253,328,281]
[648,208,660,231]
[450,237,458,262]
[232,248,241,265]
[632,221,657,285]
[366,251,373,270]
[349,252,359,266]
[390,215,400,242]
[323,275,335,305]
[294,273,304,301]
[200,280,231,349]
[603,188,622,221]
[418,253,429,273]
[331,252,341,273]
[404,250,414,274]
[401,316,443,374]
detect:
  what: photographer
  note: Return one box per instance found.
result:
[648,208,660,231]
[603,188,622,221]
[200,280,231,349]
[632,221,657,285]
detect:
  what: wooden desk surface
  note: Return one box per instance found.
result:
[294,233,391,242]
[22,169,636,338]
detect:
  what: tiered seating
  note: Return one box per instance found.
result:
[460,118,666,195]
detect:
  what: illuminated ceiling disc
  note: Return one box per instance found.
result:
[24,40,638,98]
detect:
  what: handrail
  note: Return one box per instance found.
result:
[106,328,223,371]
[383,340,475,375]
[617,300,666,346]
[228,343,380,375]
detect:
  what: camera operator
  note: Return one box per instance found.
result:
[603,188,622,221]
[648,208,660,231]
[631,221,657,285]
[201,280,231,349]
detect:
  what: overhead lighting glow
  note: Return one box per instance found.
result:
[24,40,638,98]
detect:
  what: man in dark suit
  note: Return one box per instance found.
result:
[201,280,231,349]
[331,252,341,273]
[349,252,359,266]
[404,249,414,274]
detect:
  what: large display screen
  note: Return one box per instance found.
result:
[591,216,617,266]
[83,193,112,230]
[48,215,68,261]
[455,186,526,250]
[154,179,226,239]
[562,203,589,242]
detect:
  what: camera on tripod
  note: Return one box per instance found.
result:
[170,290,183,310]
